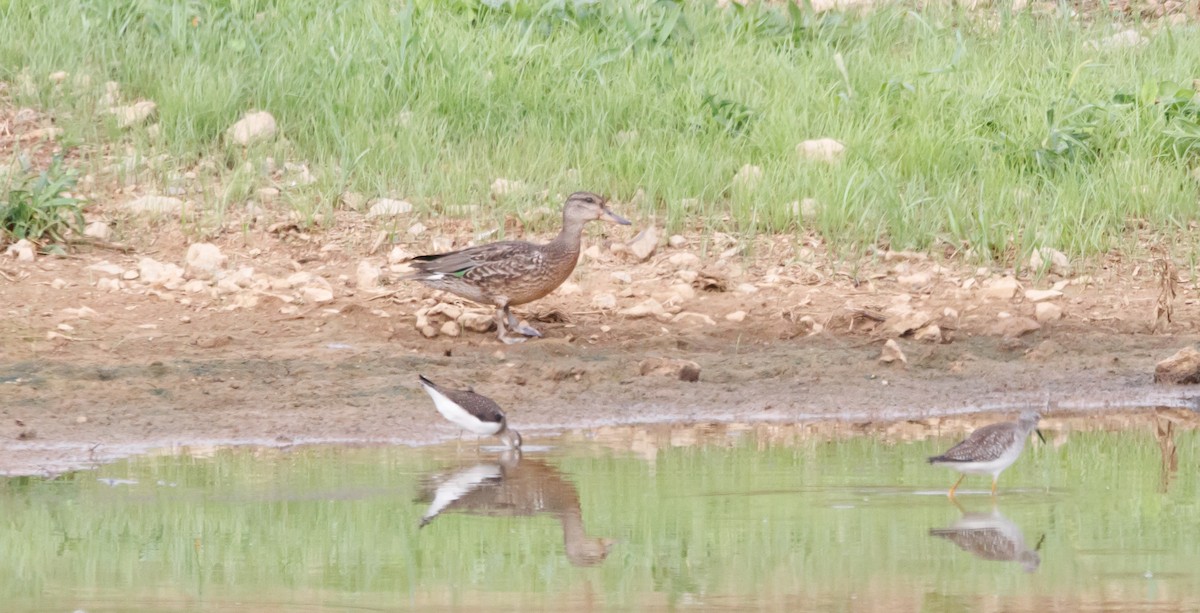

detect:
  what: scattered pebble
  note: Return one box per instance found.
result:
[1025,289,1063,303]
[125,195,185,215]
[668,235,687,248]
[356,260,382,291]
[184,243,226,279]
[439,320,461,337]
[591,293,617,310]
[610,271,633,285]
[1035,302,1063,323]
[109,100,157,128]
[1155,347,1200,384]
[367,198,414,218]
[880,339,907,365]
[725,310,746,323]
[226,110,277,145]
[981,276,1020,300]
[84,221,112,241]
[625,226,658,261]
[732,164,763,188]
[5,239,35,261]
[639,357,701,382]
[668,253,700,269]
[796,138,846,163]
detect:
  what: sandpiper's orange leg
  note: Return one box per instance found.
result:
[947,475,966,499]
[990,477,998,497]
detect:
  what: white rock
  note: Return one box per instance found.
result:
[735,283,759,295]
[138,257,184,285]
[672,311,715,326]
[51,278,67,289]
[356,260,382,291]
[626,226,658,261]
[675,270,698,283]
[880,339,907,364]
[458,312,494,333]
[339,191,368,210]
[1031,247,1071,275]
[48,71,68,83]
[668,235,687,248]
[182,279,208,293]
[668,253,700,268]
[226,111,277,145]
[185,243,226,278]
[619,298,666,319]
[83,221,112,241]
[302,286,334,303]
[125,195,185,215]
[367,198,414,218]
[5,239,35,261]
[96,278,120,291]
[943,307,959,319]
[387,246,412,264]
[408,222,427,237]
[1035,302,1063,322]
[284,271,314,289]
[121,269,139,281]
[981,276,1020,299]
[797,138,846,163]
[610,271,633,284]
[915,324,942,343]
[732,164,763,188]
[898,271,932,288]
[1088,29,1148,50]
[439,320,462,337]
[61,306,99,319]
[109,100,157,128]
[100,81,121,107]
[794,198,820,221]
[669,283,696,301]
[591,293,618,310]
[725,310,747,322]
[558,282,582,296]
[256,187,280,203]
[1024,289,1063,302]
[490,178,525,198]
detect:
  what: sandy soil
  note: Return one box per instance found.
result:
[3,96,1200,476]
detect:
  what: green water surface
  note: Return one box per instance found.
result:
[1,426,1196,611]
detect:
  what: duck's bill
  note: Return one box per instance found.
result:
[1035,429,1046,443]
[601,207,632,225]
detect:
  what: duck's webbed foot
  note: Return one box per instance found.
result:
[504,306,542,338]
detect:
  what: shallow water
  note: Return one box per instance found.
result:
[1,417,1197,612]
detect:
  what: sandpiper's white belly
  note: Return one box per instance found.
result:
[421,384,504,435]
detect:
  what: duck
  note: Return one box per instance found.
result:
[418,375,521,449]
[406,191,630,343]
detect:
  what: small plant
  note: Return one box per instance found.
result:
[698,92,756,136]
[1,155,85,249]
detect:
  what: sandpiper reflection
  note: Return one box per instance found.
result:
[929,502,1043,573]
[416,450,613,567]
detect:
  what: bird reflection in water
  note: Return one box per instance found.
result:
[416,450,613,567]
[929,501,1044,573]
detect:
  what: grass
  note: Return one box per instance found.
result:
[1,0,1199,263]
[0,153,84,249]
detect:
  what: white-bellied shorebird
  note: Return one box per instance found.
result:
[418,375,522,449]
[928,410,1045,498]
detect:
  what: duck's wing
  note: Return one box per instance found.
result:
[410,241,540,278]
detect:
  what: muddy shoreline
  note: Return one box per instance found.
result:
[5,329,1199,476]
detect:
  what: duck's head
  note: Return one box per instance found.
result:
[563,191,630,226]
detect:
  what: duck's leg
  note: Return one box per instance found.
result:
[494,306,528,344]
[503,305,542,339]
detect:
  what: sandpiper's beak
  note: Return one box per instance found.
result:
[1035,429,1046,443]
[600,206,631,226]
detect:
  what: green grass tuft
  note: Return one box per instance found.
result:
[1,0,1199,262]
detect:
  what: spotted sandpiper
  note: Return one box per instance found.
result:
[418,375,522,449]
[928,410,1045,498]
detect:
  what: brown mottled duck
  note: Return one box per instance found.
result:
[406,191,630,343]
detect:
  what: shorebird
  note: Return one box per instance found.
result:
[930,504,1043,573]
[417,451,613,566]
[928,410,1045,498]
[405,191,631,343]
[418,375,521,449]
